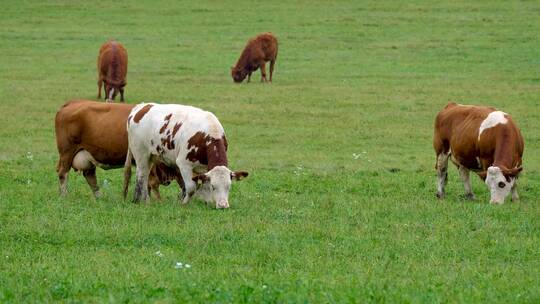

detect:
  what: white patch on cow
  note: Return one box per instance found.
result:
[108,88,115,100]
[485,166,515,204]
[213,146,217,152]
[478,111,507,139]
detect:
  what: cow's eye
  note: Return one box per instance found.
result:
[498,181,506,188]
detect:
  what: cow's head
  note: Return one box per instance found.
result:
[231,66,246,83]
[105,81,126,102]
[192,166,248,209]
[481,166,522,204]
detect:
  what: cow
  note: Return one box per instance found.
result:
[231,32,278,83]
[123,103,249,208]
[97,40,128,102]
[55,100,181,198]
[433,102,524,204]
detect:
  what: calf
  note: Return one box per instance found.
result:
[97,40,128,102]
[124,103,248,208]
[55,100,180,198]
[433,102,524,204]
[231,32,278,83]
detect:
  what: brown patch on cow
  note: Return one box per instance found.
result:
[161,136,175,150]
[172,123,182,137]
[186,132,228,169]
[159,113,173,134]
[232,32,278,83]
[133,104,153,123]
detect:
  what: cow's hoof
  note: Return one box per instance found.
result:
[436,192,444,199]
[461,193,476,201]
[94,191,103,199]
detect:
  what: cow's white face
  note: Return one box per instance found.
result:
[193,166,248,209]
[485,166,515,204]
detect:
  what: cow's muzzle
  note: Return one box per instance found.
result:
[216,201,229,209]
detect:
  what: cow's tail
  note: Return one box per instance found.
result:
[123,148,133,200]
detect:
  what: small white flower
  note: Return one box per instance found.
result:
[185,264,191,268]
[262,285,268,289]
[352,153,360,160]
[26,152,33,161]
[155,251,164,257]
[175,262,183,269]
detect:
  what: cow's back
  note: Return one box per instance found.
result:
[435,103,494,145]
[56,100,134,165]
[98,41,128,82]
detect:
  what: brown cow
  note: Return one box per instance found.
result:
[55,100,182,198]
[433,103,524,204]
[97,40,128,102]
[231,32,278,83]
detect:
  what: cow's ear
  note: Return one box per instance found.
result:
[231,171,249,181]
[503,166,522,178]
[192,174,209,185]
[477,171,487,181]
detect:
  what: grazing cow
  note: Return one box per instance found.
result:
[97,40,128,102]
[123,103,249,208]
[55,100,180,198]
[433,103,524,204]
[231,32,278,83]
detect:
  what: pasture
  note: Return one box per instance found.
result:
[1,0,539,302]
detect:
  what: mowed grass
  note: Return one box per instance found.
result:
[1,0,540,302]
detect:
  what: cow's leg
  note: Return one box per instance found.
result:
[436,151,450,199]
[83,167,102,198]
[511,180,519,201]
[57,162,70,196]
[97,79,103,99]
[177,161,195,204]
[120,88,125,102]
[247,72,252,83]
[176,175,186,198]
[57,152,75,196]
[133,154,152,203]
[269,60,275,82]
[260,63,267,82]
[458,166,475,200]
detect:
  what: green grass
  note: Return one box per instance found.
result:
[1,0,540,302]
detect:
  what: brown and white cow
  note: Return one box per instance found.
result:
[433,103,524,204]
[231,32,278,83]
[97,40,128,102]
[55,100,180,198]
[123,103,248,208]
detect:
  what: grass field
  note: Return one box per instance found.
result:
[1,0,540,302]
